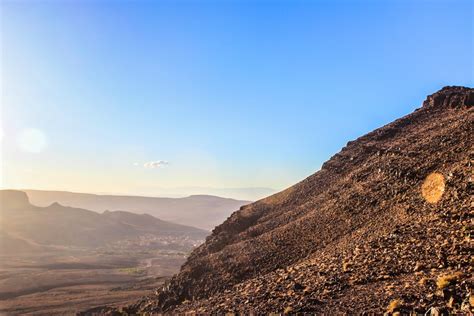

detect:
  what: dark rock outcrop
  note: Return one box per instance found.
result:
[422,86,474,108]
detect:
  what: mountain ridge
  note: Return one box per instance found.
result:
[23,189,251,230]
[0,190,208,250]
[127,86,473,314]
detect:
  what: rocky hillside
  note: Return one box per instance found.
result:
[128,86,473,314]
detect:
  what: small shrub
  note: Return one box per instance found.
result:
[436,272,461,289]
[387,299,402,313]
[342,262,351,272]
[418,277,428,286]
[119,267,145,275]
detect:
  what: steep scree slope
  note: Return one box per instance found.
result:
[132,86,473,314]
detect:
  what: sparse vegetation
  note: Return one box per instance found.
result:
[342,261,352,272]
[387,299,402,313]
[418,277,428,286]
[436,272,461,289]
[119,267,146,276]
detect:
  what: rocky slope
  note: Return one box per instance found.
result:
[127,86,473,314]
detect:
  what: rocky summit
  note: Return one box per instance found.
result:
[126,86,473,314]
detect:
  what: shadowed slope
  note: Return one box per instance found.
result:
[24,190,251,230]
[0,190,208,249]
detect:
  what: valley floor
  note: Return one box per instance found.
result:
[0,249,185,315]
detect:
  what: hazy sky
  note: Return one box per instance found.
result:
[1,0,472,199]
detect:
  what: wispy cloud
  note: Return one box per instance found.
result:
[143,160,169,169]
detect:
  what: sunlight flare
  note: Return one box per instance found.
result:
[17,128,47,153]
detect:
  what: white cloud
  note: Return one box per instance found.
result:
[144,160,169,169]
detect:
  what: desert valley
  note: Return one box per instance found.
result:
[0,190,248,315]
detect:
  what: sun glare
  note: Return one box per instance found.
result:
[17,128,47,153]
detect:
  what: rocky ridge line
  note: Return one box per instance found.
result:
[114,86,473,314]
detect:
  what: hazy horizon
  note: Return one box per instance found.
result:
[11,186,274,201]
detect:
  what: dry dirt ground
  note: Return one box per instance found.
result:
[0,249,184,315]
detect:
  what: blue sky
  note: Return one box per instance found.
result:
[1,0,472,200]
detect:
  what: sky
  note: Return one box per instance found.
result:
[0,0,472,200]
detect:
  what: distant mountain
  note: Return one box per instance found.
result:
[0,190,208,252]
[140,187,276,201]
[23,190,251,230]
[131,87,473,314]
